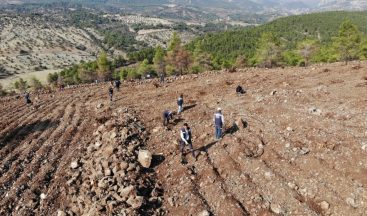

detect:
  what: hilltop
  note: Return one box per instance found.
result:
[188,11,367,63]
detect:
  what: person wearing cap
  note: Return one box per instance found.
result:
[177,94,184,114]
[179,123,196,159]
[214,108,224,140]
[162,110,173,126]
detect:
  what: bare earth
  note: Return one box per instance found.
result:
[0,62,367,215]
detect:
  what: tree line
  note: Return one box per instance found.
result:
[3,16,367,95]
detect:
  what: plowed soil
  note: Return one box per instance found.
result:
[0,62,367,216]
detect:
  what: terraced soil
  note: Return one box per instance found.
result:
[0,62,367,215]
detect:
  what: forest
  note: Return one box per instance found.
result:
[5,11,367,92]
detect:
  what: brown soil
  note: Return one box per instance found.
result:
[0,62,367,215]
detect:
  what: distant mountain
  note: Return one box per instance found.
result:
[319,0,367,10]
[3,0,367,22]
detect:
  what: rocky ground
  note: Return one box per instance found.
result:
[0,62,367,215]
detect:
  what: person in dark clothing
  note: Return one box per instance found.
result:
[115,80,121,91]
[179,123,196,159]
[214,108,224,140]
[108,86,113,101]
[162,110,173,126]
[160,73,165,83]
[24,92,32,104]
[177,94,183,114]
[236,85,246,95]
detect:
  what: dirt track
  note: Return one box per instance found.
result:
[0,62,367,215]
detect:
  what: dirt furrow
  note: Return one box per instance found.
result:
[0,95,69,142]
[222,137,319,215]
[0,98,70,166]
[0,97,54,131]
[0,102,77,214]
[193,152,249,216]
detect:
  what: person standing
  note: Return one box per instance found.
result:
[24,92,32,105]
[108,85,114,102]
[214,108,224,140]
[177,94,184,114]
[115,80,121,91]
[180,123,196,160]
[160,73,165,83]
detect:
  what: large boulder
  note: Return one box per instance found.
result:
[138,150,152,168]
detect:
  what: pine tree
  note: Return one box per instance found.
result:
[166,33,191,75]
[97,51,111,80]
[333,20,362,65]
[167,32,181,52]
[360,37,367,59]
[138,59,152,77]
[298,39,319,66]
[253,32,282,68]
[153,46,166,76]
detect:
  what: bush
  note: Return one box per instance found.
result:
[0,83,7,96]
[48,72,59,85]
[14,78,28,92]
[282,50,302,66]
[30,76,43,91]
[191,64,202,74]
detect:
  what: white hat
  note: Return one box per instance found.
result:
[217,108,222,111]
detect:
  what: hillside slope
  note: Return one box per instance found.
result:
[188,11,367,61]
[1,62,367,215]
[0,14,102,79]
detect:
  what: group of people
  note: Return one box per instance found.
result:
[20,78,241,163]
[163,94,226,162]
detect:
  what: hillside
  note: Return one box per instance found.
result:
[187,11,367,62]
[0,14,102,79]
[0,62,367,215]
[0,6,224,83]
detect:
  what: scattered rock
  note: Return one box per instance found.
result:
[127,196,144,209]
[361,142,367,151]
[97,103,104,109]
[309,107,322,115]
[70,160,79,169]
[152,127,161,133]
[198,210,210,216]
[300,147,310,155]
[168,197,175,207]
[270,90,277,96]
[138,150,152,168]
[346,197,358,208]
[120,161,129,170]
[57,210,66,216]
[40,193,47,200]
[95,141,102,148]
[119,185,135,199]
[286,127,293,132]
[264,171,273,180]
[270,203,282,214]
[320,201,330,210]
